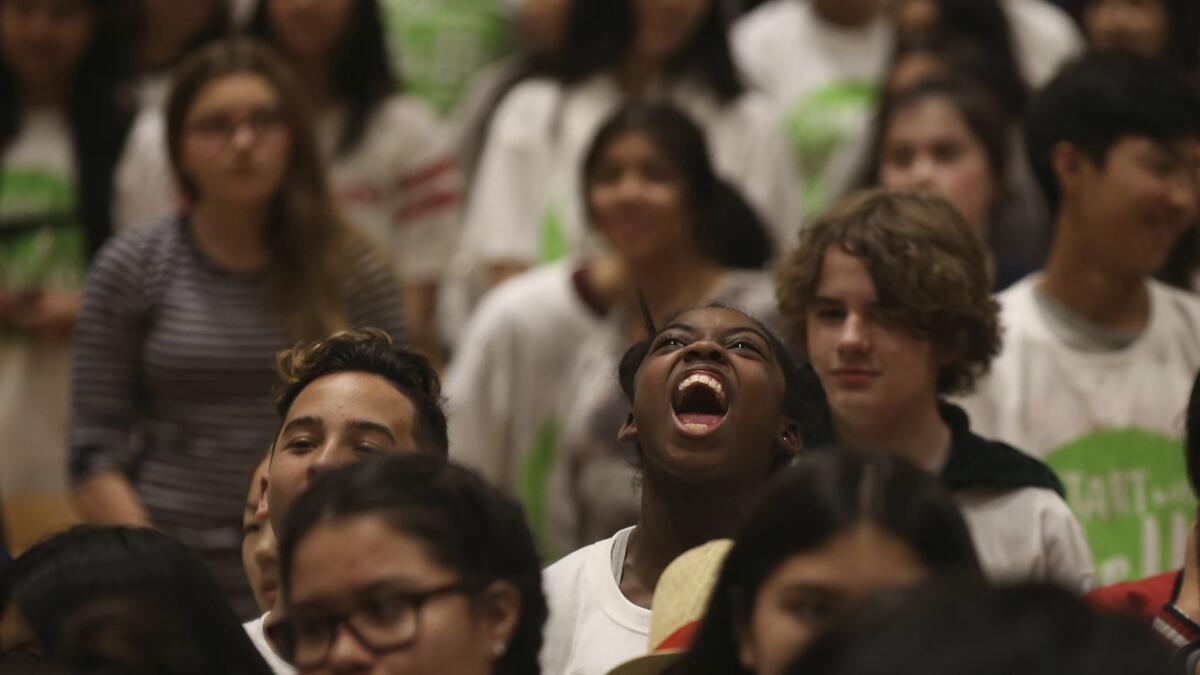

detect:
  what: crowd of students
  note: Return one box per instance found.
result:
[1,0,1200,673]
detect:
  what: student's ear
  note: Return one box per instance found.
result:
[256,473,270,521]
[617,413,639,443]
[478,580,522,662]
[1050,141,1093,202]
[776,417,802,457]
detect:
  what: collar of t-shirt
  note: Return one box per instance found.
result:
[1032,285,1140,352]
[939,401,1065,497]
[610,526,634,585]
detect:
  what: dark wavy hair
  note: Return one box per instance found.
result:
[0,0,135,259]
[279,455,547,675]
[272,328,447,456]
[248,0,398,155]
[583,101,773,269]
[677,450,982,675]
[0,526,273,675]
[776,189,1001,395]
[1025,51,1200,216]
[552,0,743,103]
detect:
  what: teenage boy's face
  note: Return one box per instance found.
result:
[805,247,940,430]
[1067,136,1199,276]
[618,307,799,484]
[265,372,420,534]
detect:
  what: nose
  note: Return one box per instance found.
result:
[327,623,373,674]
[836,314,870,356]
[229,121,259,151]
[681,339,726,364]
[908,154,938,185]
[306,442,351,481]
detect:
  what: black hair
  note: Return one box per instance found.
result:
[0,526,274,675]
[248,0,398,156]
[617,303,816,440]
[678,451,982,675]
[786,580,1173,675]
[552,0,743,103]
[1024,51,1200,216]
[583,101,773,269]
[273,328,449,457]
[1185,369,1200,499]
[862,76,1012,193]
[924,0,1028,115]
[0,0,135,260]
[279,455,547,675]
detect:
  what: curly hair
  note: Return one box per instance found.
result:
[776,189,1000,395]
[272,328,447,455]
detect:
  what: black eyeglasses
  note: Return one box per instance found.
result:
[265,583,475,669]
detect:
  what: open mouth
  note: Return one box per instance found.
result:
[672,370,730,436]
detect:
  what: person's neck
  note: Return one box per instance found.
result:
[622,472,757,608]
[616,52,665,97]
[834,397,951,473]
[189,201,271,273]
[1041,215,1150,334]
[22,82,68,109]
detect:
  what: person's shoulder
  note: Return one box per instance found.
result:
[488,77,564,138]
[1149,278,1200,316]
[369,94,445,135]
[95,217,183,268]
[475,262,582,321]
[732,0,805,47]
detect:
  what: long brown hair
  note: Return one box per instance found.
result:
[165,38,364,340]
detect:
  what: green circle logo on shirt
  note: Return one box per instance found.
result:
[1047,427,1193,586]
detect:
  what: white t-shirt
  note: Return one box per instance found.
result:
[0,111,79,499]
[956,486,1094,593]
[957,274,1200,584]
[1000,0,1087,87]
[243,614,296,675]
[541,527,650,675]
[445,262,603,552]
[114,95,460,283]
[731,0,892,215]
[455,74,800,276]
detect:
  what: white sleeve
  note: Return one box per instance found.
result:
[383,100,464,283]
[1040,494,1096,594]
[457,82,557,270]
[445,288,520,489]
[112,110,178,231]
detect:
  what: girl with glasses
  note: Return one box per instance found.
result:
[68,39,406,618]
[272,453,547,675]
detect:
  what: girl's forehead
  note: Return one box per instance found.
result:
[666,306,755,331]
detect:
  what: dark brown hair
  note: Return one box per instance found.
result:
[776,189,1000,395]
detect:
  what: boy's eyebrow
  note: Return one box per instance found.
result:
[280,415,322,436]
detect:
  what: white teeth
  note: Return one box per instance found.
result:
[678,373,726,405]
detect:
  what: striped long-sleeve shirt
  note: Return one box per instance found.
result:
[69,217,406,616]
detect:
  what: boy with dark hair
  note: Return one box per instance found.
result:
[245,328,449,674]
[959,52,1200,585]
[776,189,1093,591]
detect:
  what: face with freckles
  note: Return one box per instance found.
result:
[804,247,941,432]
[618,307,801,484]
[265,372,420,535]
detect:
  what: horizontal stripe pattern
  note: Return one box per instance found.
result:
[70,217,405,613]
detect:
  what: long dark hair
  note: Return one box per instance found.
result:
[0,526,274,675]
[582,102,772,269]
[279,455,547,675]
[0,0,135,259]
[248,0,398,155]
[677,450,983,675]
[552,0,743,103]
[921,0,1028,116]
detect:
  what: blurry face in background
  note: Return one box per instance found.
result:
[885,50,948,97]
[588,131,695,265]
[0,0,95,97]
[518,0,572,54]
[735,523,929,675]
[180,73,292,208]
[811,0,883,28]
[893,0,938,46]
[1084,0,1170,60]
[879,97,997,240]
[630,0,709,65]
[243,457,280,613]
[267,0,353,60]
[139,0,219,42]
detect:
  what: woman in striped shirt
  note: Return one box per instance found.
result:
[68,39,406,618]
